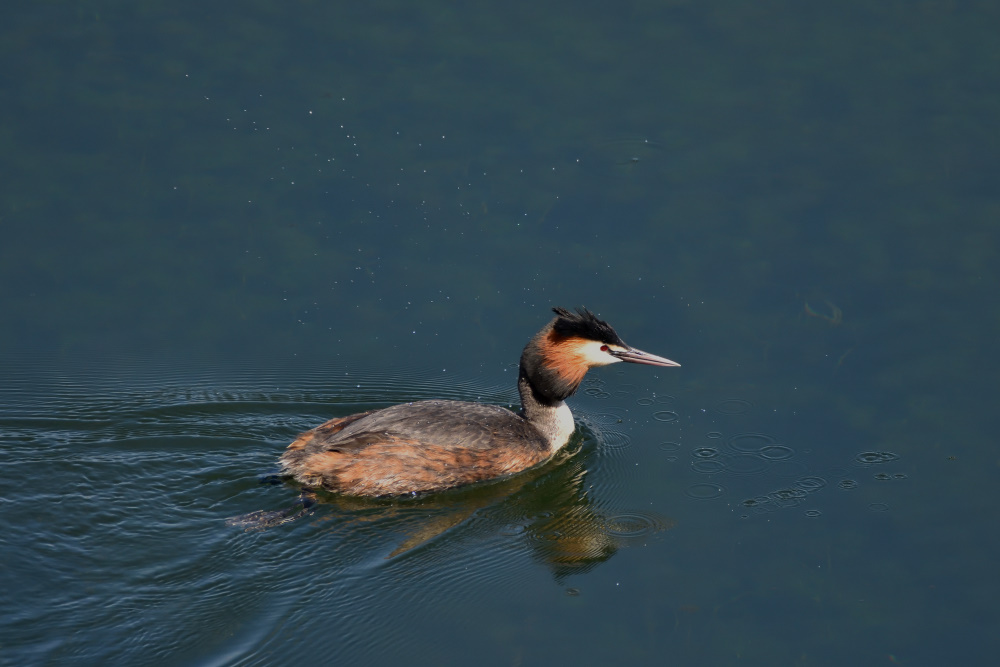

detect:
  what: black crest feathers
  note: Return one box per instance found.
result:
[550,307,626,347]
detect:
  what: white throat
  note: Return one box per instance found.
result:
[543,402,576,452]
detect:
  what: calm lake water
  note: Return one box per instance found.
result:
[2,2,998,665]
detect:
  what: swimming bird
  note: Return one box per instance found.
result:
[279,307,679,496]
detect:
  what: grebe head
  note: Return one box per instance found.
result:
[520,307,679,404]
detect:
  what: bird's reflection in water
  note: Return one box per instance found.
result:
[228,434,674,578]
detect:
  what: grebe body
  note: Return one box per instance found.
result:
[279,307,678,496]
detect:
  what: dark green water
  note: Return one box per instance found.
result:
[2,2,998,665]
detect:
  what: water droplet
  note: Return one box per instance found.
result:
[804,509,822,518]
[838,479,858,490]
[693,447,718,458]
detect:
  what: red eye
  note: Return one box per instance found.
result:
[600,345,609,351]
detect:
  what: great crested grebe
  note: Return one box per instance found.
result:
[279,307,679,497]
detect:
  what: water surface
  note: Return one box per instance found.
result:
[2,1,998,665]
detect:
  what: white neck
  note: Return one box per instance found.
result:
[518,375,576,452]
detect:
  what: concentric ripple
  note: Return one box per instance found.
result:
[684,483,726,500]
[794,476,827,492]
[759,445,794,460]
[657,441,682,454]
[690,459,727,474]
[686,432,794,478]
[603,512,671,539]
[727,432,776,452]
[855,451,900,466]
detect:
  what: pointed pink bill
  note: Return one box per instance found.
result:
[612,347,680,367]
